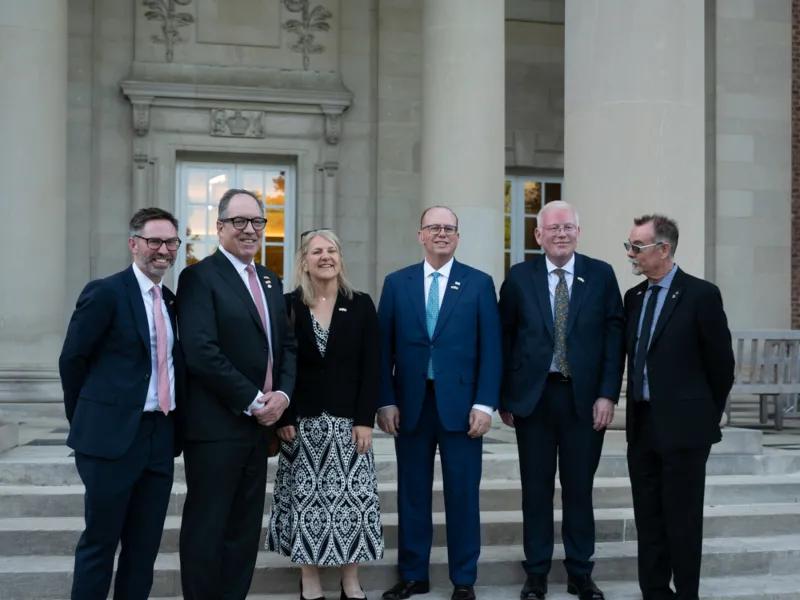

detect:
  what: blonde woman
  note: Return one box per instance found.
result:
[267,229,383,600]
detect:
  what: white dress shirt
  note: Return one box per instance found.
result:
[545,254,575,373]
[131,263,176,412]
[218,246,290,412]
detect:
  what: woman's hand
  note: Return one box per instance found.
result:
[277,425,296,442]
[352,425,373,454]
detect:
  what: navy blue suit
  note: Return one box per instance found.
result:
[378,259,502,585]
[59,265,182,600]
[499,253,624,578]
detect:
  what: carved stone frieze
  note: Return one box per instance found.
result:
[131,100,153,137]
[143,0,195,63]
[321,105,344,145]
[282,0,332,71]
[209,109,266,138]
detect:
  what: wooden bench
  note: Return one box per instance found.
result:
[728,329,800,430]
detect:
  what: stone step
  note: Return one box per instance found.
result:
[3,472,800,518]
[3,534,800,599]
[3,447,799,486]
[2,502,800,556]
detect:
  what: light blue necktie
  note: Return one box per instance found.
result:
[426,272,441,379]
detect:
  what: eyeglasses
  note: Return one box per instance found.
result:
[623,240,664,254]
[421,224,458,236]
[133,235,182,251]
[300,228,334,239]
[218,216,267,231]
[542,224,577,234]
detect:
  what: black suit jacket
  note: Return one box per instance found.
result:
[59,266,184,459]
[624,267,735,450]
[279,289,379,428]
[499,252,625,419]
[177,250,297,442]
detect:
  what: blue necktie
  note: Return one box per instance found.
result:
[426,272,441,379]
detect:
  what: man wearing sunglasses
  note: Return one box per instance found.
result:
[60,207,184,599]
[623,215,733,600]
[177,188,297,599]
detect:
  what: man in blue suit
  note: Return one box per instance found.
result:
[499,201,624,600]
[59,207,183,600]
[378,206,502,600]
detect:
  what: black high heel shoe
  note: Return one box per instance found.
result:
[301,578,326,600]
[340,581,367,600]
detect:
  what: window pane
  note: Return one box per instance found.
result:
[186,205,210,237]
[186,242,206,266]
[504,215,511,249]
[524,216,541,250]
[266,209,285,243]
[241,170,263,199]
[209,173,230,206]
[524,252,538,261]
[262,245,284,277]
[504,180,511,214]
[187,169,208,204]
[504,252,510,273]
[265,172,286,206]
[545,182,562,203]
[524,181,541,215]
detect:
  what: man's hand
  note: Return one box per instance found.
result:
[593,397,615,431]
[252,392,288,426]
[377,406,400,436]
[277,425,296,442]
[352,425,373,454]
[467,408,492,438]
[499,409,515,428]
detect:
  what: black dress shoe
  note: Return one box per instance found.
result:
[566,575,604,600]
[451,585,476,600]
[382,581,430,600]
[521,574,547,600]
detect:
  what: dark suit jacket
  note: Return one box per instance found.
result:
[177,250,297,442]
[59,266,184,459]
[378,259,502,432]
[499,253,625,419]
[624,267,735,450]
[279,289,379,428]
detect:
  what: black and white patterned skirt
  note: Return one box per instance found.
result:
[266,412,384,565]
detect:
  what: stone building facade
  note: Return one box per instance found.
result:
[0,0,793,414]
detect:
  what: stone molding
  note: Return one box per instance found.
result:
[210,109,266,138]
[0,367,61,403]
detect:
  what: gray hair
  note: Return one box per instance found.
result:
[633,214,679,256]
[217,188,264,219]
[536,200,580,226]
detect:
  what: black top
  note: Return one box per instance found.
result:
[279,289,379,428]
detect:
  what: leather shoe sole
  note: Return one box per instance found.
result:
[451,585,475,600]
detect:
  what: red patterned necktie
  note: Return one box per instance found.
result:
[245,264,273,392]
[149,286,171,415]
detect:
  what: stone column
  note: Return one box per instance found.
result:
[420,0,505,284]
[0,1,68,406]
[564,0,710,291]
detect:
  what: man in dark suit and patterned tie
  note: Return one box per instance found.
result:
[177,188,297,599]
[623,214,734,600]
[499,200,625,600]
[378,206,502,600]
[60,207,184,600]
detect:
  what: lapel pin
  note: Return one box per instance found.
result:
[672,290,680,299]
[338,307,347,312]
[450,285,459,290]
[637,290,643,295]
[454,281,461,286]
[577,276,585,283]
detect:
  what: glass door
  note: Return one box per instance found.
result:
[504,175,563,273]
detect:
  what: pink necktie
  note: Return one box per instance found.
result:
[150,286,171,415]
[245,264,273,392]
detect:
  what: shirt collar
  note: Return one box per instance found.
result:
[424,257,454,280]
[545,254,575,276]
[649,263,678,290]
[218,245,255,274]
[131,262,161,296]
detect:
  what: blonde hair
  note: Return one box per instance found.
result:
[293,229,354,305]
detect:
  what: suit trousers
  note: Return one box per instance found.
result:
[395,383,483,586]
[514,377,605,578]
[180,434,269,600]
[627,401,710,600]
[72,411,175,600]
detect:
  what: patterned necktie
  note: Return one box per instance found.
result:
[553,268,570,377]
[245,264,273,392]
[426,272,441,379]
[149,286,171,415]
[633,285,661,402]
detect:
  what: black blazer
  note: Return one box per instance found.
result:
[279,289,379,428]
[59,266,185,459]
[624,267,735,450]
[177,250,297,442]
[499,253,625,420]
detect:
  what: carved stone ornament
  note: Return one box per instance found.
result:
[143,0,195,63]
[322,105,343,145]
[209,109,266,138]
[282,0,332,71]
[132,101,152,137]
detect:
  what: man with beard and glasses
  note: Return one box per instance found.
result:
[60,207,184,600]
[177,188,297,599]
[623,214,733,600]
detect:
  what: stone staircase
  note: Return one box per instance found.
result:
[1,419,800,599]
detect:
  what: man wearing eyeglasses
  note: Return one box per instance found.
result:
[378,206,502,600]
[177,188,297,599]
[498,200,624,600]
[60,207,184,599]
[623,215,733,600]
